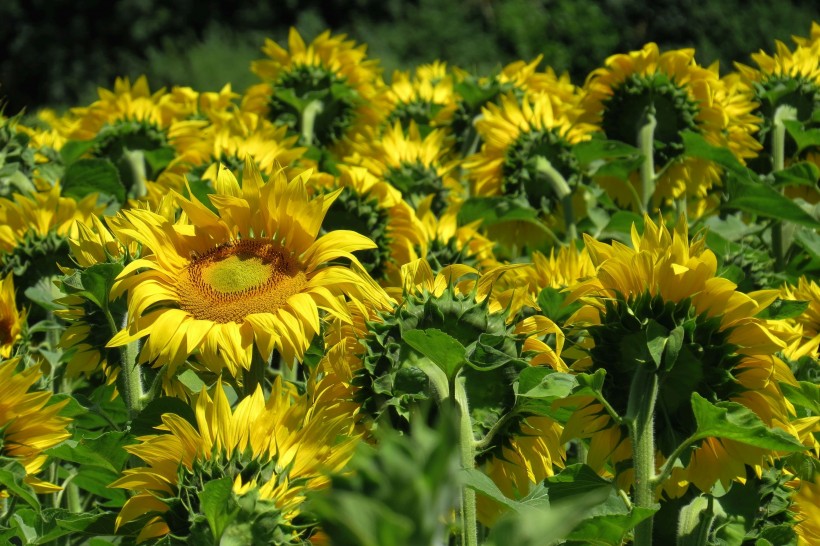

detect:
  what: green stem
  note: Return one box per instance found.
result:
[301,100,324,147]
[626,366,660,546]
[460,114,484,159]
[534,156,576,241]
[474,409,518,451]
[638,111,657,214]
[123,149,147,199]
[454,377,478,546]
[677,495,716,546]
[651,432,699,488]
[114,312,143,420]
[770,105,797,272]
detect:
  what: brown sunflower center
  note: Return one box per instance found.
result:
[177,239,307,323]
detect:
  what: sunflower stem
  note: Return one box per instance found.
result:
[534,156,576,242]
[122,148,147,200]
[638,111,657,214]
[454,376,478,546]
[770,105,797,272]
[651,432,699,489]
[301,99,324,147]
[115,312,144,420]
[626,365,659,546]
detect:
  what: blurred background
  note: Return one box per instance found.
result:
[1,0,817,112]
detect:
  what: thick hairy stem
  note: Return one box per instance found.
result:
[627,367,660,546]
[454,377,478,546]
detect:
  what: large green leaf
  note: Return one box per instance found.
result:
[784,119,820,155]
[0,463,40,510]
[515,368,578,419]
[682,131,752,179]
[691,393,806,451]
[61,158,125,204]
[772,161,820,188]
[724,177,820,228]
[200,477,239,541]
[780,381,820,415]
[131,396,198,436]
[46,431,131,474]
[572,139,641,168]
[403,328,467,382]
[755,298,809,320]
[61,262,124,312]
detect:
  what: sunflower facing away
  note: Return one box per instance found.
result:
[581,43,761,212]
[107,158,389,380]
[382,61,458,133]
[562,216,800,496]
[111,376,358,543]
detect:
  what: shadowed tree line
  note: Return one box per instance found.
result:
[0,0,816,111]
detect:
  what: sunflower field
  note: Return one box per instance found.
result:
[0,21,819,546]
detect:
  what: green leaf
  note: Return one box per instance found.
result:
[60,139,96,165]
[457,196,539,226]
[572,139,641,168]
[461,468,532,512]
[682,131,752,179]
[724,177,820,228]
[567,508,657,545]
[142,147,176,174]
[755,298,809,320]
[784,119,820,155]
[780,381,820,415]
[599,211,644,244]
[542,464,613,503]
[536,287,581,322]
[515,368,578,419]
[46,431,132,474]
[61,158,125,204]
[0,464,40,510]
[691,393,806,451]
[200,477,239,541]
[772,161,820,188]
[573,369,608,397]
[403,328,467,381]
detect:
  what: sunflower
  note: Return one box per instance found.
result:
[777,276,820,360]
[0,274,25,358]
[312,164,426,286]
[159,110,308,195]
[111,376,358,543]
[733,38,820,197]
[790,475,820,545]
[383,61,458,133]
[0,357,71,493]
[244,28,386,153]
[581,43,761,212]
[0,184,102,291]
[107,158,388,381]
[51,76,197,201]
[349,121,464,214]
[562,216,799,496]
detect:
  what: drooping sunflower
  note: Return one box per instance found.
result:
[581,43,761,212]
[244,28,386,153]
[382,61,458,133]
[0,357,71,493]
[112,376,358,544]
[561,216,799,496]
[463,91,594,251]
[0,184,102,292]
[349,121,464,214]
[732,38,820,198]
[107,158,389,381]
[312,164,426,286]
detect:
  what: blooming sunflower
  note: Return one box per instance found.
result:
[0,357,71,493]
[383,61,458,133]
[313,164,426,286]
[111,376,358,543]
[244,28,386,153]
[733,38,820,196]
[562,216,800,496]
[349,121,464,214]
[107,158,389,380]
[0,184,102,291]
[581,43,761,211]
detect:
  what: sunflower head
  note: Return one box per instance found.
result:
[383,61,458,133]
[112,377,358,544]
[582,43,760,208]
[563,216,798,495]
[108,158,388,382]
[0,274,25,358]
[246,28,386,151]
[0,357,71,493]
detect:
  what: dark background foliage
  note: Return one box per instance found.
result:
[0,0,816,112]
